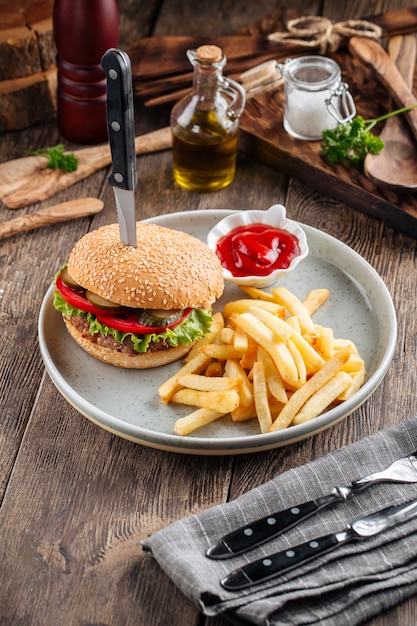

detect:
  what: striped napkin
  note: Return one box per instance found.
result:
[142,416,417,626]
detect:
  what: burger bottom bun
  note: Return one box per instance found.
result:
[63,317,194,369]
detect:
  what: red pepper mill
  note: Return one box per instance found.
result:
[53,0,119,144]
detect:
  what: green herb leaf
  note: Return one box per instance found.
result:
[24,144,78,173]
[321,105,417,171]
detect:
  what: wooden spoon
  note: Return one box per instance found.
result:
[364,35,417,190]
[0,126,171,210]
[349,36,417,139]
[0,197,104,240]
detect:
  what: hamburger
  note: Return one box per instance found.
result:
[53,222,224,368]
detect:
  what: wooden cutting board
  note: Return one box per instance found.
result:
[129,6,417,239]
[238,46,417,239]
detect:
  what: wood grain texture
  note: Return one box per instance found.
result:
[1,2,417,626]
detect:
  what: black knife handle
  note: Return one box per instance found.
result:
[207,491,343,559]
[221,532,341,590]
[101,48,137,191]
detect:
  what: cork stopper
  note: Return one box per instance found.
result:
[196,45,223,64]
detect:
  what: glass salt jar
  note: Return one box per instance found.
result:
[279,55,355,141]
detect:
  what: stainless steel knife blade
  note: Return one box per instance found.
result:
[221,498,417,591]
[207,450,417,559]
[101,48,137,247]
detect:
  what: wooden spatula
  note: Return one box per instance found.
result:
[0,127,171,210]
[0,198,104,240]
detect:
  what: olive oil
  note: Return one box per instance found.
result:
[172,121,239,192]
[170,45,245,192]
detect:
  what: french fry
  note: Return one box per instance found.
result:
[240,286,275,301]
[177,374,239,392]
[303,289,330,315]
[257,346,288,404]
[247,306,294,341]
[338,366,366,400]
[270,345,353,431]
[204,361,224,377]
[287,339,307,386]
[158,352,212,404]
[223,299,286,318]
[272,286,315,334]
[172,388,240,413]
[290,332,325,372]
[252,361,273,433]
[219,327,235,344]
[233,329,249,353]
[231,403,257,422]
[292,371,352,425]
[315,325,334,359]
[235,312,299,388]
[341,355,365,373]
[224,359,254,407]
[174,408,226,436]
[200,344,244,360]
[160,285,366,437]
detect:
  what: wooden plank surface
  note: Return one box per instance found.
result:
[1,1,417,626]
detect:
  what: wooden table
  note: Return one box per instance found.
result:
[1,1,417,624]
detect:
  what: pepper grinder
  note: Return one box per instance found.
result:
[53,0,119,144]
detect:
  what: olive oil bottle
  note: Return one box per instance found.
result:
[170,45,246,192]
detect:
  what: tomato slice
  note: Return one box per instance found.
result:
[55,275,113,316]
[95,309,191,334]
[56,274,191,334]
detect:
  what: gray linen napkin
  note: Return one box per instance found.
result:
[142,417,417,625]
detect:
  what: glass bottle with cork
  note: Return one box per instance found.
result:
[170,45,246,192]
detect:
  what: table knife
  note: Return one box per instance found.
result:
[101,48,137,247]
[207,451,417,559]
[221,497,417,590]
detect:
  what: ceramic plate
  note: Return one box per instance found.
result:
[38,210,397,455]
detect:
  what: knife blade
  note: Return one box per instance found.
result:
[101,48,137,247]
[221,498,417,590]
[207,451,417,559]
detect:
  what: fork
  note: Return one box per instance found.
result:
[207,451,417,559]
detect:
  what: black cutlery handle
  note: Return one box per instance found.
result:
[221,532,342,590]
[207,492,343,559]
[101,48,137,191]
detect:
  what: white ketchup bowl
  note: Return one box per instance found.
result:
[207,204,309,288]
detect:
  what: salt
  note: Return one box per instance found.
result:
[280,55,355,141]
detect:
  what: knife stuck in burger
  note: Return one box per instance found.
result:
[52,49,224,368]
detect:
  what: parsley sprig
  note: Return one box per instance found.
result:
[24,144,78,173]
[321,105,417,171]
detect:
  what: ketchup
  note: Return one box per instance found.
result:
[216,223,300,277]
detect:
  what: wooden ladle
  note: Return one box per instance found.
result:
[364,35,417,190]
[349,36,417,191]
[0,197,104,240]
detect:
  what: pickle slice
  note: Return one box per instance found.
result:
[85,291,124,311]
[137,309,184,326]
[61,267,84,290]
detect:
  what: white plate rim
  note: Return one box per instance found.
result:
[38,209,397,455]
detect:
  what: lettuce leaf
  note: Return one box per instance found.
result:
[53,289,213,353]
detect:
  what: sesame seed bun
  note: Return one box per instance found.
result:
[67,222,224,310]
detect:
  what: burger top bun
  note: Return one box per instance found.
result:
[67,222,224,310]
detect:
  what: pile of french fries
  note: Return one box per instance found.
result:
[158,285,366,436]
